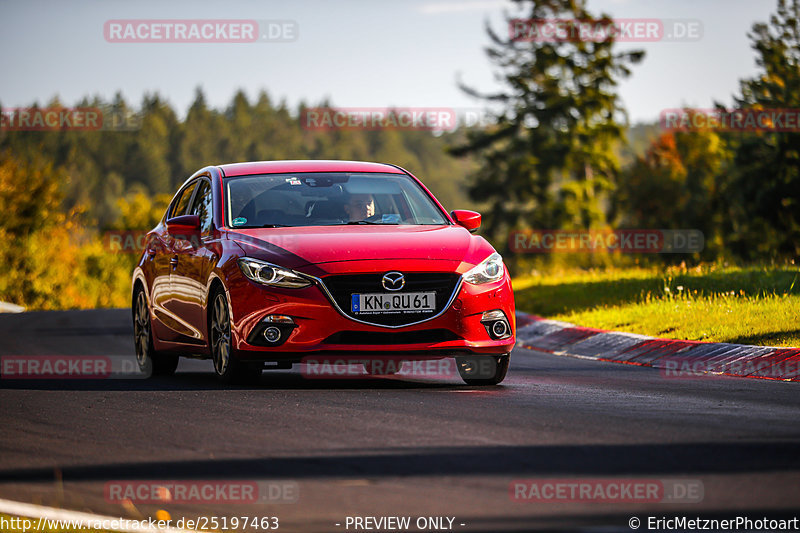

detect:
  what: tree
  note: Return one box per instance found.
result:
[449,0,643,248]
[126,94,179,195]
[616,127,730,259]
[177,88,226,179]
[723,0,800,259]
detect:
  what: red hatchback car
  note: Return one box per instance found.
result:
[132,161,515,385]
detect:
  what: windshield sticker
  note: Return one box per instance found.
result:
[286,177,302,186]
[381,213,401,224]
[232,217,247,226]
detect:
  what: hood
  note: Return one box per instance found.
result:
[227,225,491,270]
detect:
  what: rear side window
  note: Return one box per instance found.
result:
[190,180,213,233]
[170,182,197,218]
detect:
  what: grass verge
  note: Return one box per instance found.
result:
[512,264,800,347]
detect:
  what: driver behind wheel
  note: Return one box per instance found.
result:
[344,193,375,222]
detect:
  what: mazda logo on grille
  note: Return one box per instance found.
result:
[382,272,405,291]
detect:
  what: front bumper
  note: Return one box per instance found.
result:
[226,265,515,362]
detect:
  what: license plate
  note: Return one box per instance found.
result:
[351,292,436,314]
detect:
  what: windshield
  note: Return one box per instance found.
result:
[224,172,449,228]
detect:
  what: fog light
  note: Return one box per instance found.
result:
[481,310,511,340]
[264,327,282,343]
[492,320,509,338]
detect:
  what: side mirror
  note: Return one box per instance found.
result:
[451,210,481,233]
[166,214,200,235]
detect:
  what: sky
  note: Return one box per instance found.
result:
[0,0,776,124]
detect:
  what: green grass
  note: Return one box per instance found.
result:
[512,265,800,347]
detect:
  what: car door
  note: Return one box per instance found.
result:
[152,180,197,344]
[169,177,216,346]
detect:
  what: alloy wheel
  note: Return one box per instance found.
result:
[134,290,151,369]
[211,292,231,375]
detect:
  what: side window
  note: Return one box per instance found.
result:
[170,182,197,218]
[190,180,213,234]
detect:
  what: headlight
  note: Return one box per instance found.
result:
[237,258,312,289]
[463,252,505,284]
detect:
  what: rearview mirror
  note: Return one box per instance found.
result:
[451,210,481,233]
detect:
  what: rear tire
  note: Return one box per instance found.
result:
[456,354,509,385]
[209,287,261,384]
[133,287,179,376]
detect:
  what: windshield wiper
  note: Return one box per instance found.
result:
[256,224,293,228]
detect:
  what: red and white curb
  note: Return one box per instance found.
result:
[515,313,800,382]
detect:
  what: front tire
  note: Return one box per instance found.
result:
[209,287,261,384]
[456,354,509,385]
[133,288,178,376]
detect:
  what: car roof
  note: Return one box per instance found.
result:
[218,160,407,177]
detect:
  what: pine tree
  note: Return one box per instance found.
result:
[723,0,800,259]
[449,0,643,246]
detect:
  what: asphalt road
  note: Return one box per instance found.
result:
[1,310,799,532]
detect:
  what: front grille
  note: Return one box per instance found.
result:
[324,329,460,345]
[320,272,461,327]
